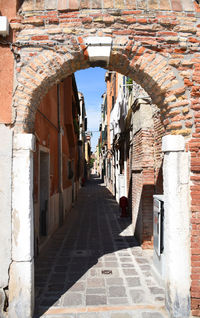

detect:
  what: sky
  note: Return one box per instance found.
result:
[75,67,106,152]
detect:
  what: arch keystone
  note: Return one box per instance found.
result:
[85,37,112,66]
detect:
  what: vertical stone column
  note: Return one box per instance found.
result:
[162,135,190,318]
[9,134,35,318]
[0,125,12,315]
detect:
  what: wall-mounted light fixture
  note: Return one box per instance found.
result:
[0,16,9,37]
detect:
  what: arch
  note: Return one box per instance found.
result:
[13,40,192,137]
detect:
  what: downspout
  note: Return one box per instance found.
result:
[57,84,64,226]
[124,142,127,197]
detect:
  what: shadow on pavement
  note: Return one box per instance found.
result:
[34,175,139,317]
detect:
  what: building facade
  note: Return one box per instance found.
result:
[33,75,84,254]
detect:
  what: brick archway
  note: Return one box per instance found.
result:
[11,0,199,136]
[14,44,192,136]
[8,1,200,317]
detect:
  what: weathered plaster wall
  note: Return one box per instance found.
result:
[34,76,79,249]
[0,0,18,123]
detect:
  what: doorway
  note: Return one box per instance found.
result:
[39,148,50,237]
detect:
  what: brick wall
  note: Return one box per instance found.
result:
[131,128,155,248]
[152,105,165,194]
[189,99,200,316]
[130,103,164,249]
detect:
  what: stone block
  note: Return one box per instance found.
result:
[121,263,134,268]
[80,0,90,8]
[69,281,85,291]
[171,0,183,11]
[108,286,127,297]
[104,0,114,9]
[162,135,185,152]
[0,125,12,288]
[69,0,80,10]
[86,288,106,294]
[9,261,34,318]
[58,0,68,11]
[86,295,107,305]
[14,133,35,151]
[85,36,112,66]
[137,0,147,10]
[62,293,83,306]
[182,0,195,11]
[126,277,141,287]
[122,268,138,276]
[35,0,45,10]
[91,0,102,8]
[87,278,105,287]
[130,289,145,303]
[21,0,34,11]
[126,0,136,8]
[105,262,118,267]
[12,134,35,262]
[45,0,57,9]
[159,0,171,10]
[148,0,159,10]
[108,297,129,305]
[115,0,126,9]
[106,277,123,285]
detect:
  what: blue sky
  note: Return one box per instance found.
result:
[75,67,106,152]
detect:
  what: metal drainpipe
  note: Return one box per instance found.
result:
[124,142,127,197]
[57,84,64,226]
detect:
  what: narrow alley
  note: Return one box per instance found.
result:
[34,176,167,318]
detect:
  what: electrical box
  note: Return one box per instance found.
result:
[0,16,9,37]
[153,195,164,257]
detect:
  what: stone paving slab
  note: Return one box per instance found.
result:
[34,176,168,318]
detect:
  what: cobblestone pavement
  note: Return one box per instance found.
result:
[34,176,168,318]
